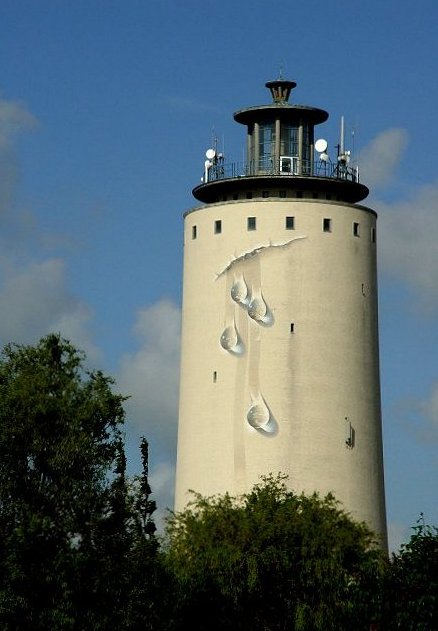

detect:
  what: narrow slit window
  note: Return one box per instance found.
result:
[192,225,197,239]
[214,220,222,234]
[213,371,217,383]
[371,227,376,243]
[247,216,256,231]
[353,222,360,237]
[290,323,295,333]
[323,218,332,232]
[286,216,295,230]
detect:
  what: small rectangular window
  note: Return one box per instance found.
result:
[214,220,222,234]
[371,227,376,243]
[213,371,217,383]
[192,225,197,239]
[353,222,360,237]
[290,323,295,333]
[247,216,256,231]
[323,218,332,232]
[285,216,295,230]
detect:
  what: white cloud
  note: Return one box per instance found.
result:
[118,299,181,518]
[0,93,98,360]
[388,521,410,554]
[0,257,99,360]
[422,382,438,424]
[418,382,438,442]
[164,96,221,114]
[0,96,37,149]
[360,128,408,190]
[118,299,181,453]
[378,183,438,312]
[150,461,176,531]
[0,96,37,215]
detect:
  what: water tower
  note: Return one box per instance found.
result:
[175,79,387,547]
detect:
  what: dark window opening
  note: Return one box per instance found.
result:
[286,216,295,230]
[290,323,295,333]
[214,220,222,234]
[247,216,256,231]
[192,225,197,239]
[353,222,360,237]
[323,218,332,232]
[371,227,376,243]
[213,371,217,383]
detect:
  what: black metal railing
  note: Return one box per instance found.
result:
[204,157,359,184]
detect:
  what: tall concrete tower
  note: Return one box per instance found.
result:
[175,79,387,547]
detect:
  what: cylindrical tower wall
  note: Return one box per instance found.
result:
[175,197,387,547]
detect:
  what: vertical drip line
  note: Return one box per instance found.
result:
[233,287,248,494]
[247,257,262,412]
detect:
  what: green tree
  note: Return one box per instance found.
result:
[164,475,385,631]
[0,334,160,630]
[383,516,438,630]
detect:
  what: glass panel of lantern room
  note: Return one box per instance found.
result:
[258,121,275,173]
[247,123,255,175]
[301,123,313,175]
[280,123,299,158]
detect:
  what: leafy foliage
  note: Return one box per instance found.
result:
[164,475,385,630]
[0,335,436,629]
[0,335,160,629]
[382,515,438,630]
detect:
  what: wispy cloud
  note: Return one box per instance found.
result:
[117,299,180,516]
[150,460,175,531]
[378,182,438,313]
[0,96,37,149]
[388,521,411,554]
[0,258,99,360]
[118,299,181,454]
[360,128,408,190]
[0,94,98,360]
[163,95,221,114]
[417,382,438,442]
[394,382,438,445]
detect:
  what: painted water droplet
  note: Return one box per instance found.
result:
[231,277,248,305]
[220,324,239,351]
[248,295,267,322]
[247,398,270,430]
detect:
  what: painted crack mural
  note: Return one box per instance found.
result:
[217,237,306,436]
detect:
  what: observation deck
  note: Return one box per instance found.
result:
[193,79,369,205]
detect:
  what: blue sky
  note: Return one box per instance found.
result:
[1,0,437,551]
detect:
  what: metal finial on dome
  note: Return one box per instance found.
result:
[265,79,297,103]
